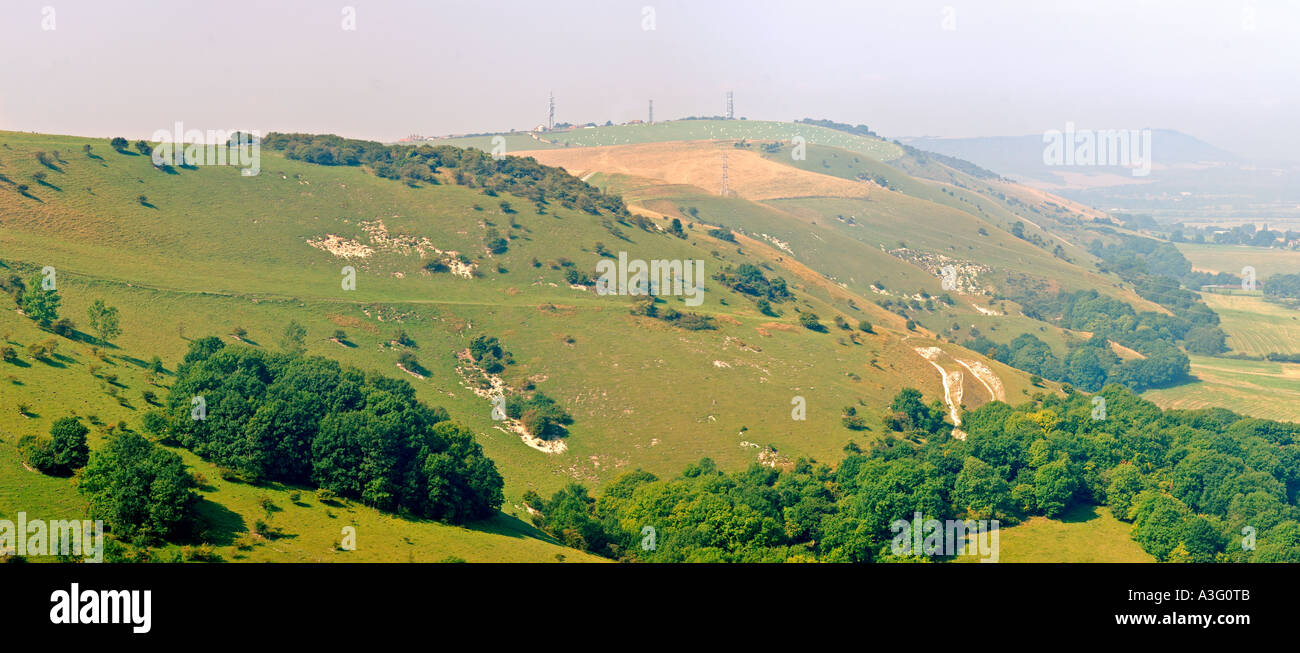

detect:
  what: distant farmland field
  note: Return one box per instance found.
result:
[1201,292,1300,356]
[1144,355,1300,424]
[1177,242,1300,277]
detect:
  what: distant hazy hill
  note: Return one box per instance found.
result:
[903,129,1237,182]
[902,130,1300,220]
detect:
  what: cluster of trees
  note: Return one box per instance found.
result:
[1263,273,1300,301]
[795,118,879,138]
[854,171,895,191]
[1,266,123,344]
[1081,238,1230,358]
[19,417,89,476]
[713,263,792,311]
[798,311,826,332]
[505,392,573,440]
[163,338,504,523]
[6,272,60,328]
[629,296,716,330]
[1008,222,1067,260]
[1089,233,1236,295]
[79,431,198,543]
[483,227,509,255]
[525,387,1300,562]
[967,329,1189,393]
[658,308,716,331]
[262,133,630,218]
[985,274,1231,390]
[468,335,513,374]
[707,227,736,243]
[876,292,954,321]
[892,140,1002,180]
[884,388,948,434]
[1161,220,1300,249]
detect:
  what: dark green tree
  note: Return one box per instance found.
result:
[49,416,90,471]
[19,273,60,327]
[79,432,198,541]
[86,298,122,344]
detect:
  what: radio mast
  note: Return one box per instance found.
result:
[721,152,729,196]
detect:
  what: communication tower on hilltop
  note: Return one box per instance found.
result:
[721,152,729,196]
[548,91,555,130]
[725,91,734,120]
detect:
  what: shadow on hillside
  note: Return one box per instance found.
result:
[118,354,155,370]
[62,328,98,346]
[1142,374,1201,391]
[193,498,245,547]
[92,338,122,351]
[4,358,31,369]
[455,511,565,546]
[52,351,79,365]
[360,507,560,547]
[1060,503,1100,524]
[35,355,66,369]
[35,179,62,192]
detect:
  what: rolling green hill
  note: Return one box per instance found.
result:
[5,118,1290,563]
[0,127,1052,561]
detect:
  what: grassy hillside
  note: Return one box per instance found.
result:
[0,293,599,562]
[9,121,1286,563]
[525,139,1158,351]
[0,128,1057,561]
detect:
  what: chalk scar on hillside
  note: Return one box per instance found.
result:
[454,349,568,454]
[914,346,967,440]
[306,219,477,278]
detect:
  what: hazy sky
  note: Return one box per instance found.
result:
[2,0,1297,160]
